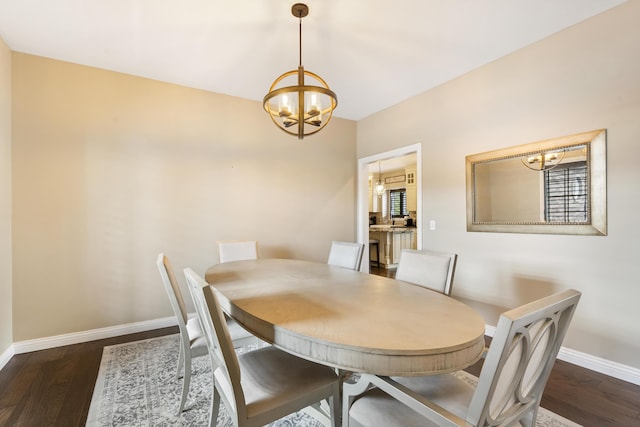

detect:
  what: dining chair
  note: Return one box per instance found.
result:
[327,240,365,271]
[217,240,258,263]
[395,249,458,295]
[342,289,582,427]
[183,268,341,427]
[216,240,263,345]
[156,254,257,414]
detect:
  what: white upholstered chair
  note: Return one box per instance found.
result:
[157,254,208,414]
[184,268,341,427]
[156,254,256,414]
[217,240,258,263]
[342,289,581,427]
[395,249,458,295]
[215,240,263,347]
[327,241,365,271]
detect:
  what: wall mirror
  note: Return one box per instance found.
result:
[466,129,606,235]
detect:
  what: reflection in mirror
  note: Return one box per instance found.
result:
[473,144,587,223]
[466,129,606,235]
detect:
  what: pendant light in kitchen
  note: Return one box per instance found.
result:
[375,161,385,197]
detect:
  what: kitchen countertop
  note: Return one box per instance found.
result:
[369,225,416,232]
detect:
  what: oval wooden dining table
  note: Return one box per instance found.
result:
[204,258,486,376]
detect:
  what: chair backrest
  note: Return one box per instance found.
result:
[327,241,365,270]
[395,249,458,295]
[183,268,247,422]
[156,253,189,328]
[467,289,581,426]
[217,240,258,263]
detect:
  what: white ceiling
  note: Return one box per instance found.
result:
[0,0,626,121]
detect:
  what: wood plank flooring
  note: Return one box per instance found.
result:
[0,327,175,427]
[1,270,639,426]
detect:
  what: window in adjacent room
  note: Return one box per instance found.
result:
[390,189,408,218]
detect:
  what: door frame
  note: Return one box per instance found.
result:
[357,143,422,271]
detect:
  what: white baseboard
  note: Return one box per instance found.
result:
[484,324,640,386]
[558,346,640,386]
[0,344,15,371]
[3,319,639,387]
[11,316,177,355]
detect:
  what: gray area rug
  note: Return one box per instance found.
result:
[86,334,581,427]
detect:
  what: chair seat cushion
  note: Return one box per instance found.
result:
[226,317,255,341]
[349,373,474,427]
[186,316,203,341]
[186,316,208,352]
[239,346,339,418]
[189,314,256,349]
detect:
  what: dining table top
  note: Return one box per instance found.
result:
[204,258,486,376]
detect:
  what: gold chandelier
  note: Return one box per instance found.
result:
[263,3,338,140]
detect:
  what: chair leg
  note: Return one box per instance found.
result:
[209,384,221,427]
[177,351,192,414]
[522,408,538,427]
[330,383,341,427]
[176,339,185,379]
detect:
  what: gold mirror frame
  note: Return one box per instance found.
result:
[466,129,607,235]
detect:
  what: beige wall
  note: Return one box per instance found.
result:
[357,1,640,369]
[11,53,356,340]
[5,1,639,374]
[0,37,12,354]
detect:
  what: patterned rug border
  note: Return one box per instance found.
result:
[87,336,166,426]
[87,334,582,427]
[87,334,326,427]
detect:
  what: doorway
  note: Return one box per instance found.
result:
[357,143,422,271]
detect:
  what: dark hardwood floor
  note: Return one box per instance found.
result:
[0,268,638,426]
[0,327,176,427]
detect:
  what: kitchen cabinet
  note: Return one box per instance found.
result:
[369,227,416,268]
[392,232,413,264]
[405,167,417,212]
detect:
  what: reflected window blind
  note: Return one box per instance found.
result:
[544,161,588,222]
[390,189,407,217]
